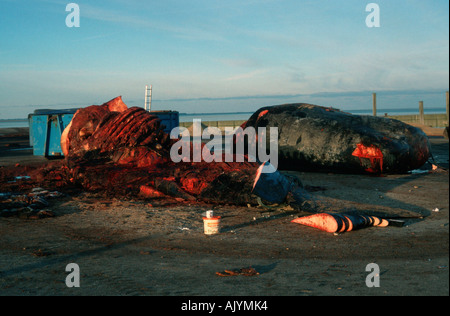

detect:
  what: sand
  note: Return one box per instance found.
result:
[0,127,448,297]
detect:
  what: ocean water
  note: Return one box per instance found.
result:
[0,107,446,129]
[180,107,448,122]
[0,120,29,128]
[179,112,254,123]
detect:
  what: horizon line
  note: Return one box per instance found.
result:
[1,106,448,122]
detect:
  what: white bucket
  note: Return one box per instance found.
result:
[203,216,221,235]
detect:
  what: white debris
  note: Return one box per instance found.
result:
[409,169,429,174]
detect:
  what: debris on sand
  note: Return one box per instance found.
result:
[216,267,260,277]
[0,188,61,219]
[31,248,54,257]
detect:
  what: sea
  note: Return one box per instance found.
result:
[0,107,447,129]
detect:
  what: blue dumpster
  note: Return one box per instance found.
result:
[28,109,179,157]
[28,109,78,157]
[150,110,179,134]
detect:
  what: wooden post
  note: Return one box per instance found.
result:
[419,101,424,125]
[446,91,449,127]
[372,93,377,116]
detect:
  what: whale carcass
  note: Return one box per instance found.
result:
[31,97,314,210]
[240,103,431,174]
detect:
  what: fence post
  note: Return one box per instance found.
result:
[419,101,424,125]
[372,93,377,116]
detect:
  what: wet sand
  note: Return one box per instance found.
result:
[0,126,448,297]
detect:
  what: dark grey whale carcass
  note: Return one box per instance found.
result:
[239,103,431,174]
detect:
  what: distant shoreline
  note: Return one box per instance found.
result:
[1,109,448,129]
[0,119,28,122]
[1,107,447,121]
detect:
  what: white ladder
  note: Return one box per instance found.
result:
[144,85,152,111]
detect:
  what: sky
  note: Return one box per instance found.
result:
[0,0,449,119]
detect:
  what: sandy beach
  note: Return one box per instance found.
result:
[0,125,448,297]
